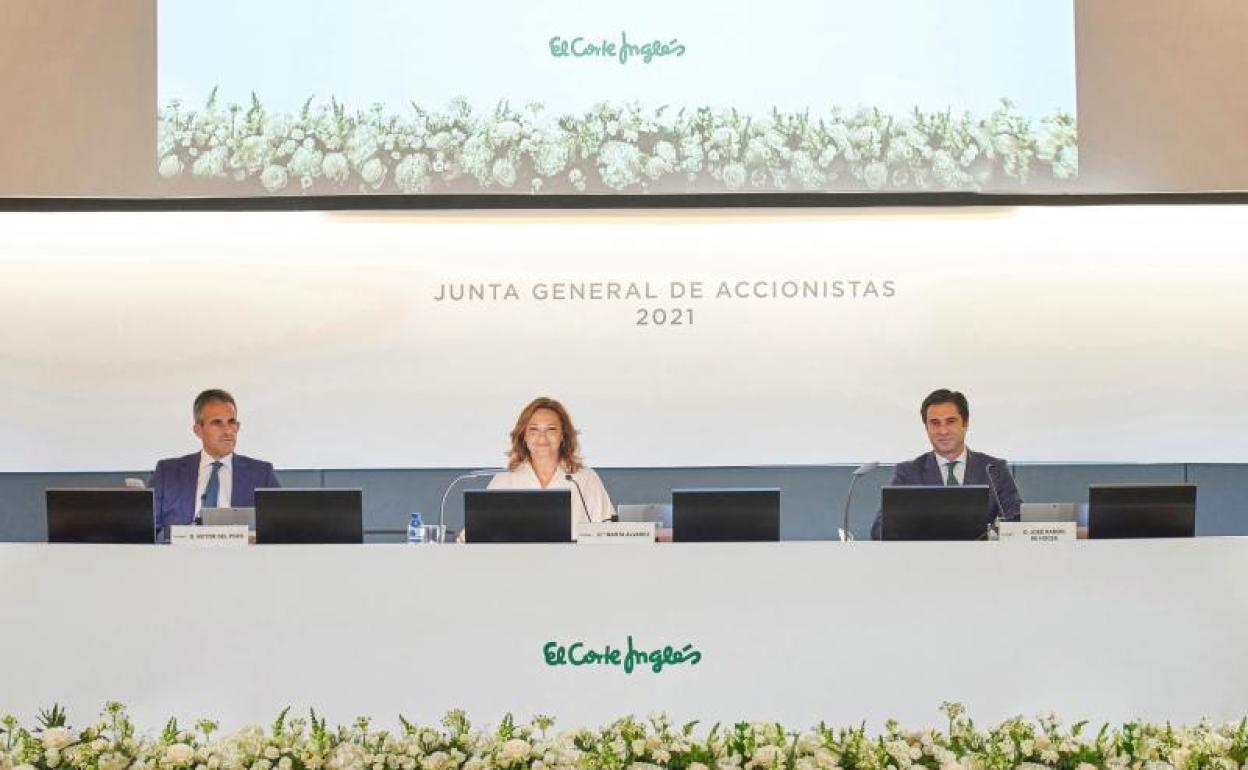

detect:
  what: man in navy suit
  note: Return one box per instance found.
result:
[150,389,280,539]
[871,388,1022,539]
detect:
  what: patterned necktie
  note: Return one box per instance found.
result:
[202,461,223,508]
[945,460,960,486]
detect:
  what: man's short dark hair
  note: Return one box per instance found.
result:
[921,389,969,424]
[193,389,236,422]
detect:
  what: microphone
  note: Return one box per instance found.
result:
[564,473,594,523]
[438,469,504,530]
[840,462,879,542]
[984,463,1009,538]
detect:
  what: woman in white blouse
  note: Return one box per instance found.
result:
[488,396,615,527]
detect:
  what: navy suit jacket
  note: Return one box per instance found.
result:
[870,449,1022,540]
[150,452,280,534]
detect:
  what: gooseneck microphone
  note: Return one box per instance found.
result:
[438,469,504,530]
[840,462,880,542]
[984,462,1009,537]
[564,473,594,523]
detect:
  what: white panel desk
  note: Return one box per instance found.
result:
[2,540,1246,728]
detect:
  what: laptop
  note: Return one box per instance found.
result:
[463,489,572,543]
[615,503,672,528]
[880,485,991,541]
[671,488,780,542]
[201,507,256,529]
[46,488,156,544]
[1020,502,1077,523]
[1088,483,1196,539]
[254,489,363,544]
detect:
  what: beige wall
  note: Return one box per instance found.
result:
[1076,0,1248,191]
[0,1,154,196]
[1,0,1246,196]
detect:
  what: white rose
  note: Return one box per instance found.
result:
[321,152,350,185]
[100,753,130,770]
[165,743,195,765]
[43,728,73,750]
[643,155,671,180]
[490,120,522,146]
[260,164,289,192]
[490,157,517,189]
[360,157,387,188]
[158,154,184,178]
[864,161,889,190]
[750,745,784,769]
[499,739,531,763]
[721,162,747,191]
[191,146,228,177]
[45,749,61,768]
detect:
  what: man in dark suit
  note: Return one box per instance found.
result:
[871,388,1022,539]
[150,389,280,539]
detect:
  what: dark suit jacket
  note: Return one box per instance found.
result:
[151,452,280,535]
[870,449,1022,539]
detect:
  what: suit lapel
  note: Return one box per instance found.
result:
[921,453,943,485]
[179,453,199,517]
[964,451,984,485]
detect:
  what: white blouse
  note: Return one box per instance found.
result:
[487,462,615,529]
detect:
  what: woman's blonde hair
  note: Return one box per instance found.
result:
[506,396,582,473]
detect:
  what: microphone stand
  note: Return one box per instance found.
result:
[840,462,879,541]
[564,473,595,523]
[984,463,1009,540]
[438,469,503,532]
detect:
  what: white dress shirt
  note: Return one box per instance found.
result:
[488,462,615,529]
[194,451,234,516]
[935,448,968,486]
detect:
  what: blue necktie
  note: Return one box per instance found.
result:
[202,461,223,508]
[945,460,960,486]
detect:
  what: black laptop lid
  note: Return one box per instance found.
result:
[463,489,572,543]
[1088,484,1196,539]
[255,488,363,544]
[46,489,156,544]
[672,488,780,542]
[880,485,990,541]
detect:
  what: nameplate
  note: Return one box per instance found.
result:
[169,525,251,547]
[575,522,656,544]
[997,521,1077,543]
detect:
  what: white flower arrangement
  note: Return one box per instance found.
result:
[5,703,1248,770]
[156,91,1078,195]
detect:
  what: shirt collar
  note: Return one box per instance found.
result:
[200,450,233,469]
[934,447,968,468]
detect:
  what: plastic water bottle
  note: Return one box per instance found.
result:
[406,512,425,544]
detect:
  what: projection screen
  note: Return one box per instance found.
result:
[155,0,1078,196]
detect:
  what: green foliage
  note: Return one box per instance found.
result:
[5,703,1248,770]
[156,91,1078,194]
